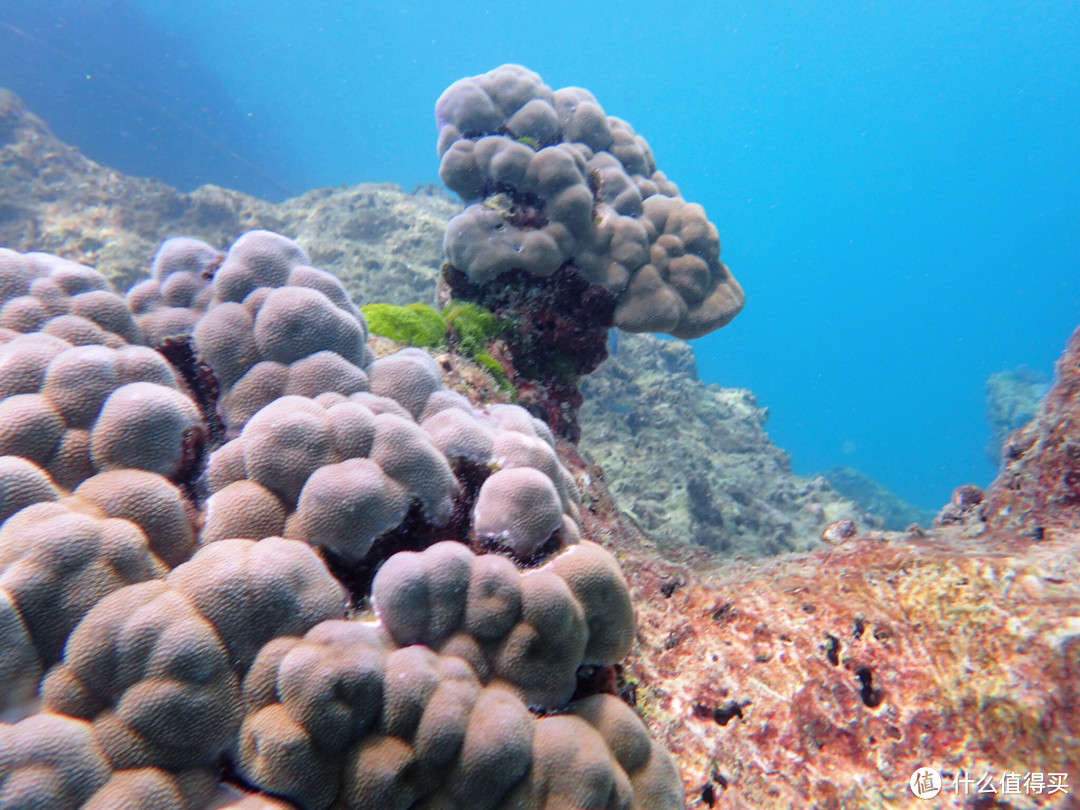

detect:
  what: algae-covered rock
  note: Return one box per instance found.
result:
[362,302,447,349]
[579,331,864,556]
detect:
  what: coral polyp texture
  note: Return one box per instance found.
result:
[129,229,374,434]
[0,232,684,808]
[436,64,745,341]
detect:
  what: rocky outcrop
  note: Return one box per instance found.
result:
[0,87,457,304]
[824,465,935,531]
[985,367,1050,467]
[580,331,864,556]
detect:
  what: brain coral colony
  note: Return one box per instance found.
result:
[0,227,685,805]
[436,65,745,440]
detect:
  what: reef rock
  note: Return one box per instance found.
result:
[823,465,935,531]
[985,366,1051,468]
[580,331,865,555]
[0,87,456,303]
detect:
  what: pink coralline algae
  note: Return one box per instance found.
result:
[556,327,1080,809]
[0,231,684,809]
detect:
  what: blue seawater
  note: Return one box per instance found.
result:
[0,0,296,199]
[8,0,1080,511]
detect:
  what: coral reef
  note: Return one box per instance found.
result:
[0,232,682,808]
[436,64,744,341]
[586,322,1080,808]
[620,524,1080,809]
[5,90,1079,809]
[434,65,745,440]
[0,82,880,556]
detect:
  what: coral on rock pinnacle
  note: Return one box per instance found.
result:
[435,64,745,440]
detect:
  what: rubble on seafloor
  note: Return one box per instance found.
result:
[2,86,1078,809]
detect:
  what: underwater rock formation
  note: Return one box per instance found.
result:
[985,366,1051,468]
[594,323,1080,808]
[0,87,457,301]
[984,325,1080,537]
[823,465,935,531]
[580,331,864,556]
[618,521,1080,809]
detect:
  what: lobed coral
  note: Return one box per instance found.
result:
[436,64,745,341]
[435,65,746,441]
[0,231,683,808]
[130,229,374,434]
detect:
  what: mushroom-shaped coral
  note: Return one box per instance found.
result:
[472,467,565,557]
[126,236,223,345]
[177,230,374,433]
[201,378,580,575]
[436,64,744,342]
[436,65,745,440]
[0,500,169,714]
[0,329,201,490]
[0,228,683,808]
[0,249,141,347]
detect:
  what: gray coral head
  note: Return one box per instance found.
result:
[436,64,746,340]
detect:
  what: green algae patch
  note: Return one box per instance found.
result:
[362,300,513,394]
[362,303,447,349]
[443,300,503,354]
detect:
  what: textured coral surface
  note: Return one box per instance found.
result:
[436,65,744,341]
[0,231,683,809]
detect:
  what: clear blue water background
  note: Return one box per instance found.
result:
[9,0,1080,511]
